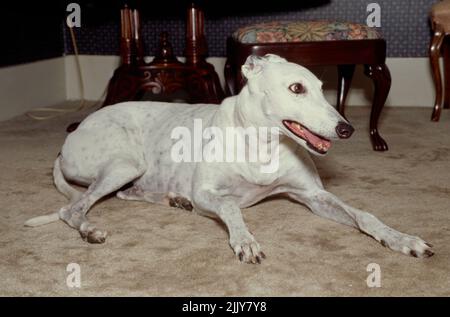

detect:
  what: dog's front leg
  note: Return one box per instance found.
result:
[192,190,265,264]
[288,189,434,258]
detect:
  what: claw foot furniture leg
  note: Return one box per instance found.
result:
[336,64,356,118]
[364,63,391,151]
[430,28,445,121]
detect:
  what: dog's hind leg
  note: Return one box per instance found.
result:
[288,189,434,258]
[116,185,147,201]
[116,187,169,205]
[59,157,145,243]
[117,187,194,211]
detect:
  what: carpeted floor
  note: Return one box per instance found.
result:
[0,103,449,296]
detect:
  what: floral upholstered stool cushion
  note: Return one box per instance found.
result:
[233,21,382,43]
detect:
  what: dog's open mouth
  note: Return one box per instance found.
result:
[282,120,331,154]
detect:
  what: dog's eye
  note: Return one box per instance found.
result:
[289,83,306,94]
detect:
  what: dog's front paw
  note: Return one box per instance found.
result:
[379,233,434,258]
[230,233,265,264]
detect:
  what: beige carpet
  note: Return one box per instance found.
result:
[0,103,449,296]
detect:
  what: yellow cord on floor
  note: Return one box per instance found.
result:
[26,25,104,120]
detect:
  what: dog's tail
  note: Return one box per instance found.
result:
[24,156,81,227]
[24,212,60,227]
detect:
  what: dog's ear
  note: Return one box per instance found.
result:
[241,55,264,79]
[241,54,288,79]
[262,54,287,64]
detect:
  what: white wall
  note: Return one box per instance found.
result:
[65,55,437,108]
[0,57,66,121]
[0,55,439,121]
[64,55,120,102]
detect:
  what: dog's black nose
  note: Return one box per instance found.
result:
[335,122,354,139]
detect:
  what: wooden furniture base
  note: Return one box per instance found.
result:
[67,3,223,133]
[103,32,224,106]
[103,3,224,107]
[225,38,391,151]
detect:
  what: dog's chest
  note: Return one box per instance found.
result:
[233,181,280,208]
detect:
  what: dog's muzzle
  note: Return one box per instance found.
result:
[335,122,354,139]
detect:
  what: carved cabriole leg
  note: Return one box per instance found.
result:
[430,28,445,121]
[364,63,391,151]
[186,69,224,104]
[443,37,450,109]
[224,37,240,96]
[203,71,225,103]
[197,63,225,104]
[336,64,356,118]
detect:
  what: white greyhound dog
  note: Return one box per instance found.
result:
[25,54,433,263]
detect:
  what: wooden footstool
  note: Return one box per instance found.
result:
[225,21,391,151]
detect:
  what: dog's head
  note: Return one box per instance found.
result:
[239,54,354,156]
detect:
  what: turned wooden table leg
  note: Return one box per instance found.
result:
[430,28,445,121]
[102,6,140,107]
[184,2,224,103]
[336,64,356,118]
[364,63,391,151]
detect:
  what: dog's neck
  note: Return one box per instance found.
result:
[210,85,282,146]
[214,85,264,129]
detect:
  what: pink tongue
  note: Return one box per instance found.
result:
[302,128,331,149]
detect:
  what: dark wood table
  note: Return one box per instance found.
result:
[67,1,224,132]
[102,1,224,106]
